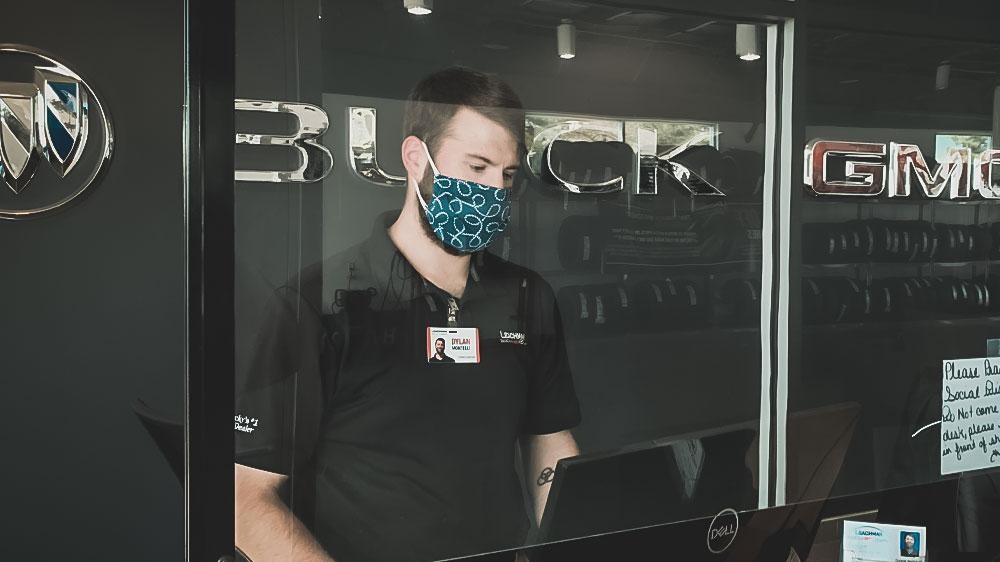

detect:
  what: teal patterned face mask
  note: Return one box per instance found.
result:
[415,141,511,253]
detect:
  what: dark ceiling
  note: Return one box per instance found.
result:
[320,0,766,122]
[807,29,1000,127]
[319,0,999,128]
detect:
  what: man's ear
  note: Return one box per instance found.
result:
[401,135,429,182]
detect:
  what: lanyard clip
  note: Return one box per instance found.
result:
[447,297,459,327]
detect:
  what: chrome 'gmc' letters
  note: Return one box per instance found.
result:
[805,139,1000,200]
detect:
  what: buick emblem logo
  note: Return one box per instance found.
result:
[0,45,113,219]
[706,508,739,554]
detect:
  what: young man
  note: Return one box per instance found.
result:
[428,337,454,363]
[235,67,581,562]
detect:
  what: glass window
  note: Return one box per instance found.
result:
[234,2,779,560]
[791,28,1000,553]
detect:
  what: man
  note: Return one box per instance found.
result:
[234,67,581,562]
[428,337,455,363]
[900,533,918,557]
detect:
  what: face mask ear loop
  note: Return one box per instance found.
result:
[413,176,431,213]
[420,140,441,176]
[413,140,440,213]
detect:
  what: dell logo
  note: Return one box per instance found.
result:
[706,508,739,554]
[0,45,113,220]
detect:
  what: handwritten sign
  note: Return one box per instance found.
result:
[940,357,1000,475]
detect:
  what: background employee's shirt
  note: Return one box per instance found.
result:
[235,212,581,562]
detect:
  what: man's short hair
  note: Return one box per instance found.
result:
[403,66,525,156]
[435,338,446,345]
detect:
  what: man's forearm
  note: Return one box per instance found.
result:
[529,461,554,525]
[526,431,580,524]
[236,488,334,562]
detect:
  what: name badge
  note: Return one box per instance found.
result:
[842,521,926,561]
[427,327,480,364]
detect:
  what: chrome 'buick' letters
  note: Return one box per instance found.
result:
[235,99,333,183]
[805,139,1000,200]
[0,45,113,219]
[235,101,725,197]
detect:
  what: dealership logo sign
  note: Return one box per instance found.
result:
[0,45,113,219]
[706,508,739,554]
[235,102,724,197]
[234,103,1000,203]
[805,140,1000,200]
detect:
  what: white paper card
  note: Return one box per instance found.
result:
[842,521,926,562]
[940,357,1000,475]
[426,327,480,364]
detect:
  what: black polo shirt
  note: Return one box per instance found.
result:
[235,211,581,562]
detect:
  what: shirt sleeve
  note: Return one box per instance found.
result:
[235,285,327,475]
[523,274,582,435]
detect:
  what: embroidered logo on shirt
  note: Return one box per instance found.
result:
[498,330,526,345]
[235,414,259,434]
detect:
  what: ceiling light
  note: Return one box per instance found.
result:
[936,61,951,91]
[403,0,432,16]
[736,24,760,61]
[557,19,576,59]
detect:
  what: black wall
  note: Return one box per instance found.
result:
[0,1,185,560]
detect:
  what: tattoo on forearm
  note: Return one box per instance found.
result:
[536,467,555,486]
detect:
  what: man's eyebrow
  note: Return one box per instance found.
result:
[466,153,521,170]
[466,153,496,166]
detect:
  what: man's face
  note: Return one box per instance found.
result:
[411,106,521,253]
[436,340,446,354]
[428,106,520,190]
[904,535,915,549]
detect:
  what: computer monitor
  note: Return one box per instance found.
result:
[533,427,757,545]
[531,402,862,558]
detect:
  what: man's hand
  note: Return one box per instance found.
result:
[523,430,579,525]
